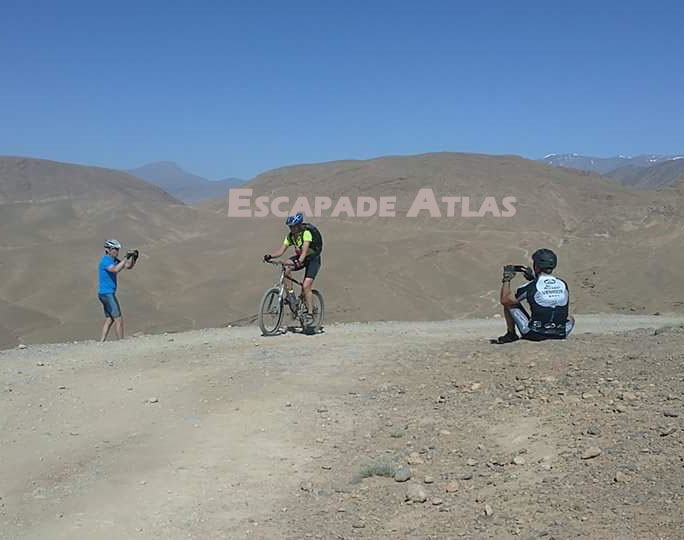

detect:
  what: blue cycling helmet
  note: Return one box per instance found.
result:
[285,212,304,226]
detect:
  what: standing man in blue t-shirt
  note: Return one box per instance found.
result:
[98,239,137,341]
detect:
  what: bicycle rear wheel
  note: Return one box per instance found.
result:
[305,290,325,329]
[258,287,284,336]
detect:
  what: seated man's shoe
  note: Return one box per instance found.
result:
[496,331,519,344]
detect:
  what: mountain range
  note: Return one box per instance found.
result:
[2,152,684,349]
[125,161,243,203]
[540,153,684,188]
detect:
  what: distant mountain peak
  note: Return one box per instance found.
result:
[539,153,682,175]
[131,161,186,173]
[124,161,244,203]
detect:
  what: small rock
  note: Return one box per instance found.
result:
[148,397,159,404]
[484,504,494,516]
[394,466,411,482]
[663,410,679,418]
[18,344,27,350]
[512,456,526,466]
[285,402,292,407]
[431,497,443,506]
[36,362,45,367]
[587,426,601,436]
[619,391,638,402]
[316,407,328,413]
[614,472,629,483]
[614,404,627,413]
[581,447,602,460]
[660,426,677,437]
[408,452,424,465]
[466,458,478,466]
[471,383,482,391]
[456,470,473,480]
[321,464,332,470]
[445,481,459,493]
[300,480,314,492]
[351,522,365,529]
[424,475,434,484]
[58,385,66,390]
[581,392,594,400]
[406,483,427,503]
[439,429,451,436]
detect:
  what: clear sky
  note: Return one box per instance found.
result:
[1,0,683,179]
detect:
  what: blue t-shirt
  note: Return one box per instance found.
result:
[98,255,118,294]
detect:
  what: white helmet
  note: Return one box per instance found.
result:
[104,239,122,250]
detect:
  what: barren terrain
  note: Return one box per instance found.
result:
[2,315,684,539]
[3,154,684,349]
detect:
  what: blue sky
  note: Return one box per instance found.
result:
[1,1,683,179]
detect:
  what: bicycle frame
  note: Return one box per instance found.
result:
[270,261,303,302]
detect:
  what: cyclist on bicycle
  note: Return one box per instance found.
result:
[264,212,323,325]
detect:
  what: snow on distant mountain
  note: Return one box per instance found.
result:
[539,153,681,175]
[606,158,684,189]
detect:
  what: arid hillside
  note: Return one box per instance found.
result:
[2,153,684,348]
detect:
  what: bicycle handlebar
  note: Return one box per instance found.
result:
[265,259,295,268]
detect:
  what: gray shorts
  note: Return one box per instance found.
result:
[98,293,121,319]
[510,307,573,339]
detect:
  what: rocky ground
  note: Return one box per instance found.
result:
[1,316,683,539]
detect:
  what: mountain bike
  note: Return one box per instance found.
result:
[258,260,324,336]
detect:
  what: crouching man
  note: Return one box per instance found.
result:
[497,248,575,344]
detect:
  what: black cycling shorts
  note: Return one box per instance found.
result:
[289,254,321,279]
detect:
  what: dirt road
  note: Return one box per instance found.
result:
[2,315,683,539]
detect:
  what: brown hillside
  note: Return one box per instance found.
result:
[2,153,684,349]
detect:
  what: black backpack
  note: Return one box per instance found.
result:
[302,223,323,255]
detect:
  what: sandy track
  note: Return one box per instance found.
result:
[1,314,683,539]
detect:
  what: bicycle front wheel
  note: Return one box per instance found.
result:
[258,287,284,336]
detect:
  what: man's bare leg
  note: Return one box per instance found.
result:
[114,317,124,339]
[284,269,295,294]
[496,306,520,343]
[101,318,114,342]
[503,306,517,333]
[302,277,314,314]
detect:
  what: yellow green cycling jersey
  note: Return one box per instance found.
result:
[283,230,316,256]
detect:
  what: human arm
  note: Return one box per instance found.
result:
[500,265,519,307]
[298,241,310,264]
[296,230,313,264]
[265,242,288,261]
[500,280,519,307]
[107,258,128,274]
